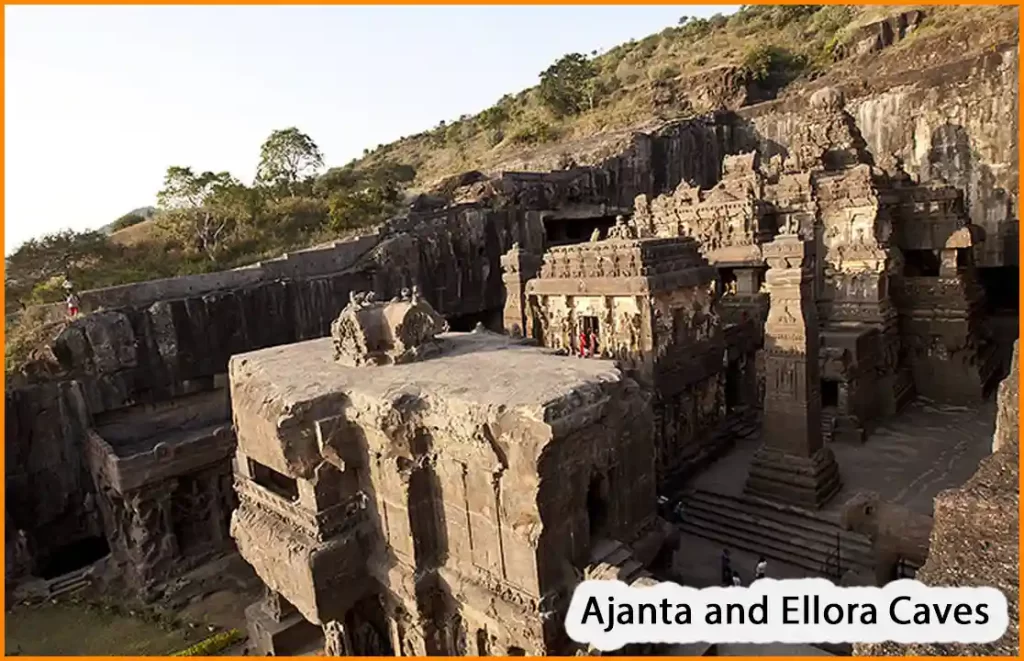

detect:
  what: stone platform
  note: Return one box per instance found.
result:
[688,397,997,517]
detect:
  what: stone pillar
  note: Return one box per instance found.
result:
[501,243,542,338]
[323,620,348,656]
[264,587,298,622]
[745,235,841,509]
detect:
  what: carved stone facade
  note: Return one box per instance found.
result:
[500,244,543,339]
[632,86,1000,442]
[744,236,841,509]
[230,297,667,656]
[84,390,236,597]
[515,235,727,486]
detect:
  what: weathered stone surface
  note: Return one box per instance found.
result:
[839,490,933,585]
[330,292,448,367]
[229,331,658,654]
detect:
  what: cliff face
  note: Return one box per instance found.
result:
[855,340,1019,656]
[4,205,545,565]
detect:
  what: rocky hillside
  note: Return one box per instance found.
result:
[351,4,1018,190]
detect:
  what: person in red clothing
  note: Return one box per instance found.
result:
[578,329,588,357]
[66,292,81,318]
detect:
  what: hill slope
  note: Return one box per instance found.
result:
[349,4,1017,190]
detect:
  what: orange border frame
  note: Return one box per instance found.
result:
[0,1,1021,659]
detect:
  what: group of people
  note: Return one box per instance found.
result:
[721,549,768,587]
[576,328,599,358]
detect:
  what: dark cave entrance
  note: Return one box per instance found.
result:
[821,379,840,409]
[902,250,941,277]
[543,215,618,247]
[586,472,611,540]
[445,307,503,333]
[36,535,110,580]
[725,360,742,411]
[976,266,1020,381]
[977,266,1020,314]
[717,267,737,296]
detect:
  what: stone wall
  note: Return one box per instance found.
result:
[6,205,544,567]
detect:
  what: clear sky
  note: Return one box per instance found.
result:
[5,4,737,254]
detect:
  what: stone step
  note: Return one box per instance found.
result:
[589,538,624,565]
[675,489,876,577]
[677,511,870,577]
[678,508,874,574]
[681,489,874,554]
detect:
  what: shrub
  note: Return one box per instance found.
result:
[741,44,808,85]
[171,629,244,656]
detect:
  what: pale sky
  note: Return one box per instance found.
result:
[5,4,737,254]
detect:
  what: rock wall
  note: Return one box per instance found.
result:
[854,340,1019,656]
[736,45,1018,267]
[5,205,544,565]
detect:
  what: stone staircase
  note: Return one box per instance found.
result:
[821,409,837,443]
[673,489,877,579]
[587,538,651,585]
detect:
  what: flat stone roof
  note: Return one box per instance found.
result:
[230,331,626,425]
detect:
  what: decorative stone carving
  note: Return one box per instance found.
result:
[331,293,449,367]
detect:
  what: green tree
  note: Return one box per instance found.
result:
[255,127,325,196]
[4,229,115,308]
[156,166,241,261]
[538,53,599,117]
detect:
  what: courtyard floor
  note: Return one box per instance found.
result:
[669,396,997,587]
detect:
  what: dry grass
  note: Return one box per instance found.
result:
[351,5,1016,190]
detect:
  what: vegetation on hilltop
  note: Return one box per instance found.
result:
[5,4,1016,374]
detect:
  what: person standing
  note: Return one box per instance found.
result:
[579,328,589,357]
[720,549,732,586]
[66,290,81,319]
[588,329,598,358]
[732,571,742,587]
[754,556,767,581]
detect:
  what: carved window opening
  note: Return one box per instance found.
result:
[902,249,941,277]
[36,535,110,579]
[476,629,490,656]
[507,646,526,656]
[821,379,840,409]
[249,459,299,502]
[586,472,611,541]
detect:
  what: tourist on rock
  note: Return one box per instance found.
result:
[66,291,81,318]
[732,571,742,587]
[579,329,588,357]
[588,330,598,358]
[720,549,732,586]
[754,556,767,580]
